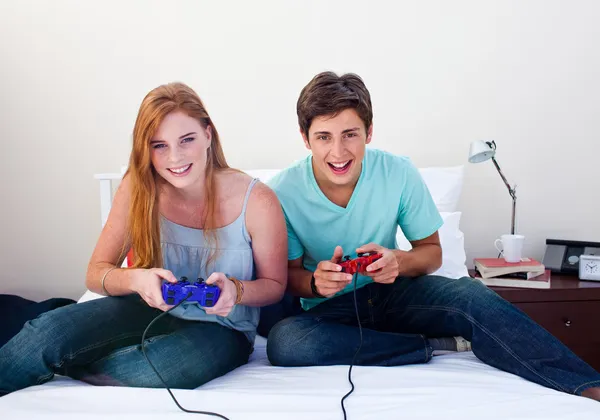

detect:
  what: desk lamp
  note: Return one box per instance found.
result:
[468,140,517,234]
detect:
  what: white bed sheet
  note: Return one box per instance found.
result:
[1,336,599,420]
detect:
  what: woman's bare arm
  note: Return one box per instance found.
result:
[85,175,137,296]
[239,181,288,306]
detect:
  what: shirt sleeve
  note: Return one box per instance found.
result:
[267,174,305,261]
[284,209,304,260]
[397,158,444,241]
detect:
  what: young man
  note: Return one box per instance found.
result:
[261,71,600,401]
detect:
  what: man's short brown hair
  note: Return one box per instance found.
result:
[296,71,373,137]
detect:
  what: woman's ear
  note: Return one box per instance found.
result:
[205,125,213,146]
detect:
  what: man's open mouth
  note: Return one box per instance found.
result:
[327,160,352,174]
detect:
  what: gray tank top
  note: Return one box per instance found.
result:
[161,178,259,343]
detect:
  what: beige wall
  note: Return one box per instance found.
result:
[1,0,599,301]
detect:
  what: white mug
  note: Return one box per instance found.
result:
[494,234,525,263]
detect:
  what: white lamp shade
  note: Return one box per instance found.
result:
[468,140,496,163]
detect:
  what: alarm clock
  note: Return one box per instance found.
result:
[579,254,600,281]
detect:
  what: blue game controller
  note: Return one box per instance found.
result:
[161,277,221,307]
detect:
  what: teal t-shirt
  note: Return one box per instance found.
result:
[268,148,443,311]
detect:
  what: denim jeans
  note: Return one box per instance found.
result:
[265,275,600,396]
[0,294,252,396]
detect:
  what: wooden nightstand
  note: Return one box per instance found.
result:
[469,269,600,371]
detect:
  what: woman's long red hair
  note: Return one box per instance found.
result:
[124,82,229,269]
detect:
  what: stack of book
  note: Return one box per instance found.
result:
[472,257,551,289]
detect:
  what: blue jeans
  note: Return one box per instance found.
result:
[265,275,600,396]
[0,294,252,396]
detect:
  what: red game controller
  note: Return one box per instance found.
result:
[339,252,383,275]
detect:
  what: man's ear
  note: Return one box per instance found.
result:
[301,128,311,150]
[365,124,373,145]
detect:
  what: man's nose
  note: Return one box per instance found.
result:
[331,138,345,157]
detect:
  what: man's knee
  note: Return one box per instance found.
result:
[266,316,319,367]
[426,274,496,296]
[456,275,503,300]
[442,276,511,318]
[417,274,504,314]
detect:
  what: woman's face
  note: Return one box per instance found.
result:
[150,110,211,192]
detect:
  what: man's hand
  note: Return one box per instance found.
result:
[356,243,400,284]
[313,246,353,297]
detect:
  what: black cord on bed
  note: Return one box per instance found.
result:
[340,269,363,420]
[141,292,230,420]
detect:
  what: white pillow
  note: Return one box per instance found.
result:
[242,169,281,184]
[78,290,104,303]
[243,165,464,214]
[396,212,469,279]
[418,166,464,213]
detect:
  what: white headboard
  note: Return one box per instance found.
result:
[93,166,127,228]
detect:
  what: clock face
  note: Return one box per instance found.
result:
[585,262,598,274]
[580,256,600,281]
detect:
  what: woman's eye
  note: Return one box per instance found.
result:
[152,144,166,149]
[182,137,194,143]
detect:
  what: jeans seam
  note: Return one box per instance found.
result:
[574,380,600,395]
[35,372,55,385]
[40,330,170,386]
[92,341,144,364]
[290,318,326,344]
[49,331,156,373]
[94,331,174,365]
[403,304,569,394]
[419,334,433,361]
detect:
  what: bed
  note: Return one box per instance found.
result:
[1,163,599,419]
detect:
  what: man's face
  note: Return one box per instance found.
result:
[302,108,372,189]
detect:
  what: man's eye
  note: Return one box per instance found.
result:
[317,135,329,141]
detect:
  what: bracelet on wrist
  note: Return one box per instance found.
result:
[101,267,117,296]
[228,276,244,305]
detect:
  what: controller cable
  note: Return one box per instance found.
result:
[340,267,363,420]
[141,291,230,419]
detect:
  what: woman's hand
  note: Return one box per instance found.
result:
[130,268,178,311]
[204,272,239,317]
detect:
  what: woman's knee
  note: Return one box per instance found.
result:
[92,324,251,390]
[157,339,250,389]
[20,304,79,345]
[16,298,134,359]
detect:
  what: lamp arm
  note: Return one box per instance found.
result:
[491,157,516,200]
[491,156,517,234]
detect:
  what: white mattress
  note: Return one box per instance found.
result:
[1,336,599,420]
